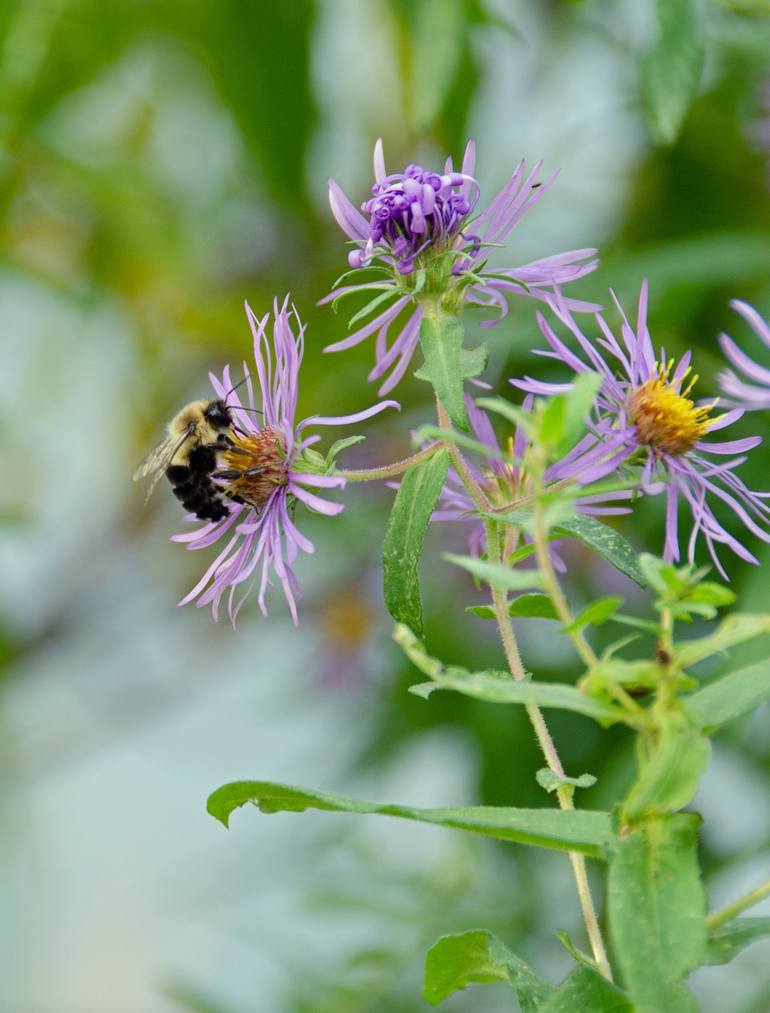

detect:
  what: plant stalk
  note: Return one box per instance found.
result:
[436,399,613,981]
[335,443,440,482]
[707,878,770,931]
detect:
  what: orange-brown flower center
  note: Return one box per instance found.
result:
[221,427,288,509]
[627,363,714,457]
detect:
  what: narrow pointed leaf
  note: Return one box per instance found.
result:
[553,515,646,588]
[394,623,625,723]
[444,553,545,591]
[383,449,449,636]
[207,781,614,857]
[687,657,770,731]
[705,918,770,966]
[419,312,469,430]
[423,930,552,1010]
[674,613,770,669]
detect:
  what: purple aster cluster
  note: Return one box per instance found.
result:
[718,300,770,410]
[352,157,479,275]
[434,396,634,561]
[173,298,397,625]
[324,139,599,394]
[513,283,770,576]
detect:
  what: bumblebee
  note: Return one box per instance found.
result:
[133,399,236,521]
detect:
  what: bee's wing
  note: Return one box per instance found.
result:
[133,424,195,503]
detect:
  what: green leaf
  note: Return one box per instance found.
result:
[563,596,623,634]
[415,345,488,382]
[687,657,770,731]
[423,930,553,1010]
[346,288,399,328]
[705,918,770,966]
[608,815,706,1011]
[419,311,469,430]
[326,434,365,462]
[674,613,770,669]
[539,395,568,448]
[553,515,646,588]
[623,711,711,820]
[395,624,617,716]
[444,553,545,591]
[382,450,450,636]
[536,768,597,794]
[639,0,704,144]
[393,628,627,724]
[408,673,625,724]
[557,372,602,455]
[207,781,615,857]
[476,396,534,433]
[539,965,633,1013]
[467,592,559,622]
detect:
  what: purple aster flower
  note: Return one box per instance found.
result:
[173,297,398,626]
[513,282,770,577]
[323,139,600,394]
[718,300,770,410]
[434,395,634,562]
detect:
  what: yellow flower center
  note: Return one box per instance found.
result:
[221,427,288,508]
[627,362,714,456]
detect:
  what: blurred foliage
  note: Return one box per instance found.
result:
[2,0,770,1010]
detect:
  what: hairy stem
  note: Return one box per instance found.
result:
[335,443,440,482]
[436,399,612,981]
[707,878,770,931]
[531,485,597,670]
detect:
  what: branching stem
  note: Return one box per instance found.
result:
[437,400,613,982]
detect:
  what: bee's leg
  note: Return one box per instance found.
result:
[214,467,265,479]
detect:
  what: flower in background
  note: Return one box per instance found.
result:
[434,396,634,562]
[513,282,770,576]
[173,298,398,625]
[718,300,770,410]
[323,139,599,394]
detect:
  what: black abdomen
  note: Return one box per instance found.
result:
[167,451,230,522]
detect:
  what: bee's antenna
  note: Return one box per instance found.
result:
[224,375,250,398]
[232,405,264,416]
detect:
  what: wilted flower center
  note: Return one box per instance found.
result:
[483,438,526,506]
[627,364,713,456]
[221,427,288,508]
[357,163,479,275]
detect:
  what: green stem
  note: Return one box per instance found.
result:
[707,878,770,931]
[437,399,613,982]
[334,443,440,482]
[531,475,597,670]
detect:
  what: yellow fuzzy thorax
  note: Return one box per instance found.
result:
[627,362,715,457]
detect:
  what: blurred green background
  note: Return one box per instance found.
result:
[2,1,770,1010]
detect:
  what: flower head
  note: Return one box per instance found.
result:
[513,282,770,576]
[434,396,634,561]
[717,300,770,410]
[323,139,599,394]
[173,298,398,625]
